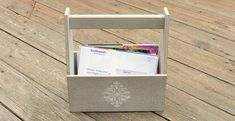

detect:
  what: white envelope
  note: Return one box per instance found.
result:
[77,45,158,75]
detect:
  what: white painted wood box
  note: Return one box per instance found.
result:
[65,7,169,112]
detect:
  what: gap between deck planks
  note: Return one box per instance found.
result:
[0,102,22,121]
[0,0,234,120]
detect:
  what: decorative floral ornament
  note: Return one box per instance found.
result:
[103,81,131,108]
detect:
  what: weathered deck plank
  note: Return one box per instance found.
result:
[117,0,235,42]
[0,30,88,121]
[34,0,235,86]
[163,85,235,121]
[0,0,35,17]
[31,3,128,44]
[31,0,235,116]
[0,6,66,63]
[1,24,234,120]
[169,20,235,61]
[1,3,235,121]
[168,60,235,115]
[0,0,235,120]
[169,0,235,19]
[34,0,235,62]
[0,29,98,121]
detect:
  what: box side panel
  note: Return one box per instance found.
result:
[67,75,166,112]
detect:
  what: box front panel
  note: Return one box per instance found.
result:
[67,75,166,112]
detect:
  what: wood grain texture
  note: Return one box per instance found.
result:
[65,0,235,84]
[0,0,35,17]
[167,0,235,19]
[0,0,234,120]
[0,30,92,121]
[122,0,235,61]
[0,30,97,121]
[169,20,235,61]
[0,103,21,121]
[0,6,67,62]
[114,0,235,61]
[168,59,235,115]
[2,23,233,120]
[31,3,128,44]
[35,0,235,86]
[117,0,235,42]
[0,62,78,121]
[14,0,235,62]
[29,1,235,119]
[163,85,235,121]
[0,6,68,99]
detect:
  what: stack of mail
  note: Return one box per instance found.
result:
[77,44,159,75]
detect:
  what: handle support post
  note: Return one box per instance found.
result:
[65,7,74,75]
[160,7,169,74]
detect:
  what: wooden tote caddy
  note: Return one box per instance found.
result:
[64,7,169,112]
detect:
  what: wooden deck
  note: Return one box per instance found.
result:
[0,0,234,120]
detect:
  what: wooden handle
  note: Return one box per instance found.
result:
[69,14,165,29]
